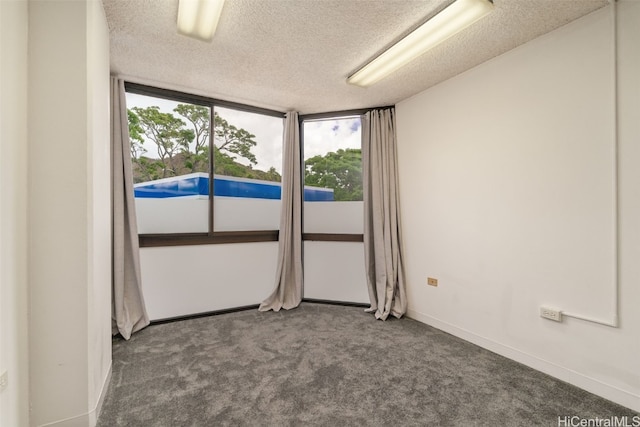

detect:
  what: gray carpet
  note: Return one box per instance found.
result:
[97,303,637,426]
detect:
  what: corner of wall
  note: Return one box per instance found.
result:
[0,0,30,426]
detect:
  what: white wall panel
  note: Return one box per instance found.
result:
[27,1,111,425]
[0,1,29,425]
[396,4,639,411]
[141,243,279,320]
[303,242,368,304]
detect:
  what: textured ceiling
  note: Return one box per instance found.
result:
[104,0,609,114]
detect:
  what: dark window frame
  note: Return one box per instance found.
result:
[299,111,372,243]
[125,82,285,247]
[127,82,391,247]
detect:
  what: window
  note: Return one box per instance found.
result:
[213,107,283,231]
[127,93,210,234]
[125,84,284,244]
[302,115,363,238]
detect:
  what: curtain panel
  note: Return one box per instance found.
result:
[363,108,407,320]
[259,111,303,312]
[111,76,150,339]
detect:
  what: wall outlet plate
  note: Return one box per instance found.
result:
[427,277,438,287]
[540,306,562,322]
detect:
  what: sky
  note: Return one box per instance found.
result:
[303,118,361,161]
[126,92,361,174]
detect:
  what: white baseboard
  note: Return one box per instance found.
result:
[90,363,112,426]
[406,308,640,413]
[38,363,112,427]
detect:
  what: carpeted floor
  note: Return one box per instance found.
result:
[97,303,637,426]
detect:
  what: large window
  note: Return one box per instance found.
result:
[213,107,283,231]
[302,115,363,238]
[125,84,284,243]
[127,93,210,234]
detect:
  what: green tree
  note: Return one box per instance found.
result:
[264,166,281,182]
[127,109,146,159]
[127,104,280,184]
[174,104,210,173]
[213,112,257,166]
[128,109,163,183]
[305,148,362,201]
[131,106,194,178]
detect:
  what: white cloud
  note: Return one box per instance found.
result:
[303,117,362,160]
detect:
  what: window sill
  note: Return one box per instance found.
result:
[138,231,365,247]
[139,230,279,247]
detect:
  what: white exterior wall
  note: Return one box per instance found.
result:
[396,3,639,411]
[304,201,363,234]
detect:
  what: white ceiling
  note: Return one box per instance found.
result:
[104,0,609,114]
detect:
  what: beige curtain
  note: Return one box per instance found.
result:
[111,76,150,339]
[363,108,407,320]
[259,111,303,312]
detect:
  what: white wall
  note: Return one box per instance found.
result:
[304,242,368,303]
[0,1,30,426]
[86,0,113,424]
[141,240,369,319]
[303,201,368,303]
[139,199,368,314]
[141,243,279,320]
[28,1,111,426]
[396,3,639,412]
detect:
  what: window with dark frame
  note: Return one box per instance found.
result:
[125,84,374,247]
[301,114,364,243]
[125,83,284,246]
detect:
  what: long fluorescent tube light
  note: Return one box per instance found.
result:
[177,0,225,42]
[348,0,494,87]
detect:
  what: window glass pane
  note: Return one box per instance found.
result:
[303,117,363,234]
[126,93,210,233]
[213,106,283,231]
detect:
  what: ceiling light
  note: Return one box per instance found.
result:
[177,0,225,42]
[347,0,494,87]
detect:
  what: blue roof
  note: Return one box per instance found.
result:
[133,173,334,201]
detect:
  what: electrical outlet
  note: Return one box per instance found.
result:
[0,371,7,391]
[540,306,562,322]
[427,277,438,287]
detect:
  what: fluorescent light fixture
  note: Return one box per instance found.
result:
[347,0,494,87]
[177,0,225,42]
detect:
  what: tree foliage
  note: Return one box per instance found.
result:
[213,113,257,165]
[304,148,362,201]
[128,104,281,184]
[128,103,362,202]
[130,106,194,179]
[173,104,210,173]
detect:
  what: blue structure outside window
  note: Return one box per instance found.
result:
[134,173,333,201]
